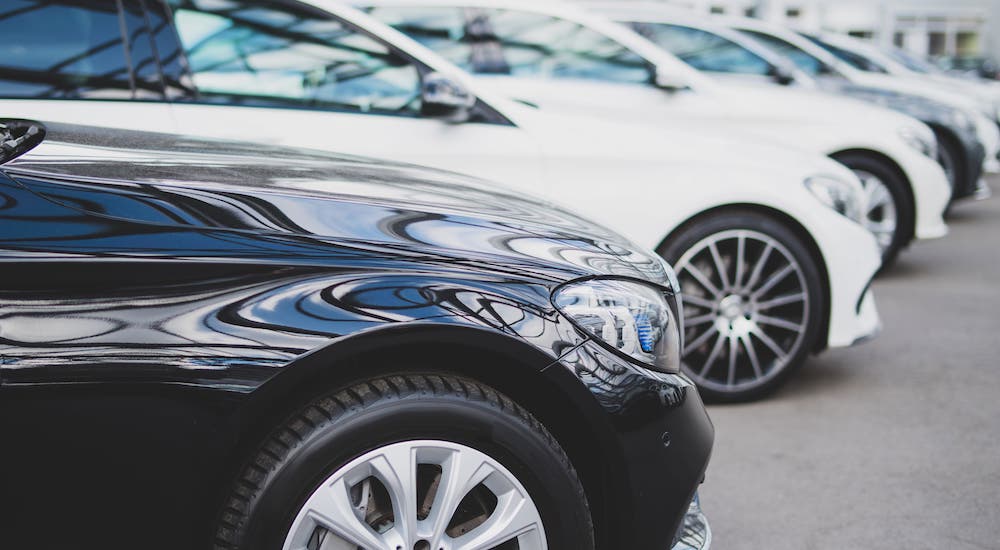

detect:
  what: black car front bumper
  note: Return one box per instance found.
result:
[549,340,715,548]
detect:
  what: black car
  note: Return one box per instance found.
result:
[791,34,989,202]
[0,120,713,550]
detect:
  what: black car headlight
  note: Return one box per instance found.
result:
[553,277,681,373]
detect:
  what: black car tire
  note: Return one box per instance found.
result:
[213,374,595,550]
[659,210,824,402]
[833,152,914,268]
[932,128,964,214]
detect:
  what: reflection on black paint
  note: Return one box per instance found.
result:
[0,123,707,550]
[0,123,674,403]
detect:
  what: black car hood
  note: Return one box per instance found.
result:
[2,122,670,286]
[837,83,976,134]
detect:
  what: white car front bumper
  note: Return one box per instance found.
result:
[810,211,883,349]
[984,158,1000,174]
[899,149,951,240]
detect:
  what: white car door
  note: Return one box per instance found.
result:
[164,0,543,189]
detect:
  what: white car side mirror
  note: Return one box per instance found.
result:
[653,66,691,92]
[422,72,477,122]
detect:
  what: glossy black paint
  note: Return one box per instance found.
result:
[0,123,712,550]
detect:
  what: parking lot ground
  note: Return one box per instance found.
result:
[700,177,1000,550]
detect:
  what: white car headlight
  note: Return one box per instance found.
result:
[899,126,937,159]
[804,175,864,223]
[552,277,681,373]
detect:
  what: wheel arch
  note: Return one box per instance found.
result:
[925,122,967,194]
[656,203,833,352]
[830,148,917,244]
[215,322,626,549]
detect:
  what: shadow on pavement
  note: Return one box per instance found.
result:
[706,353,860,408]
[945,195,994,224]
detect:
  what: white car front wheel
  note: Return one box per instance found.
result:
[661,211,824,402]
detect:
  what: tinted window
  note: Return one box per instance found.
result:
[120,0,167,98]
[365,7,476,69]
[486,9,649,82]
[631,22,771,75]
[371,6,650,84]
[169,0,422,114]
[0,1,132,99]
[740,29,827,76]
[803,35,888,73]
[887,48,934,74]
[144,0,198,98]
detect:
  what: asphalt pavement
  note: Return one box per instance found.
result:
[700,178,1000,550]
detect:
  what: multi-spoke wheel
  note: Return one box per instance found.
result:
[834,152,914,268]
[856,169,898,253]
[283,441,546,550]
[660,211,823,401]
[214,375,594,550]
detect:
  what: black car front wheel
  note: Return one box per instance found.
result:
[214,374,594,550]
[660,211,823,402]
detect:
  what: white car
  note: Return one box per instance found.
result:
[0,0,881,401]
[723,16,1000,176]
[360,0,950,265]
[586,3,992,203]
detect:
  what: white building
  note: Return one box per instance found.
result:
[635,0,1000,60]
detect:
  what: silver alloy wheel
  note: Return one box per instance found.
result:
[282,440,547,550]
[855,169,898,253]
[674,230,810,393]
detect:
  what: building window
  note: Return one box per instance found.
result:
[893,32,905,47]
[848,30,874,40]
[745,7,757,17]
[710,6,726,15]
[786,7,801,18]
[928,32,947,56]
[957,31,979,55]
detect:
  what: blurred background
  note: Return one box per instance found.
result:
[647,0,1000,78]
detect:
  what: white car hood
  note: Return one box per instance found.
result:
[478,75,931,157]
[503,99,858,185]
